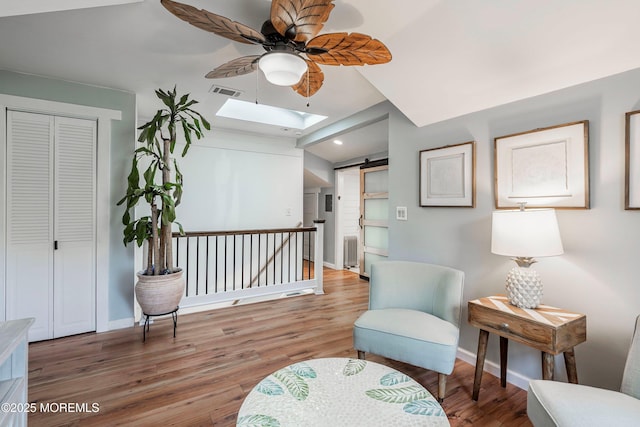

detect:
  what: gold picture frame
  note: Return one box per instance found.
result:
[626,110,640,209]
[419,141,475,207]
[494,121,589,209]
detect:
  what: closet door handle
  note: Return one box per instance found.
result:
[54,241,58,250]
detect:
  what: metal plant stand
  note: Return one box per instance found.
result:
[142,306,178,342]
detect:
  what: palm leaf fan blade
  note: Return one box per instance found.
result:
[306,33,392,66]
[270,0,335,43]
[161,0,265,45]
[205,56,261,79]
[292,60,324,96]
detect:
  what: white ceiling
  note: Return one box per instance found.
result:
[0,0,143,17]
[305,119,388,164]
[2,0,640,164]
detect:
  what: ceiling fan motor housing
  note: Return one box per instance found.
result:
[260,20,306,53]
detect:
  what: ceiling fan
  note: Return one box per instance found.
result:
[160,0,392,97]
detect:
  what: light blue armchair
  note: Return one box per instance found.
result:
[528,315,640,426]
[353,261,465,401]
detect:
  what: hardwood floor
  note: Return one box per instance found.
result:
[28,268,532,426]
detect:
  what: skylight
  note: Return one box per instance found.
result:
[216,99,327,130]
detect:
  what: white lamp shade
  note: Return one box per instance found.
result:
[491,209,564,257]
[258,52,308,86]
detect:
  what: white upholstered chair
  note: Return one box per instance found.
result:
[353,261,464,401]
[528,315,640,426]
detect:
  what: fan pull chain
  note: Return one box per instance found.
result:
[255,68,259,104]
[306,67,310,107]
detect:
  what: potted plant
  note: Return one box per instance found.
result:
[118,87,210,315]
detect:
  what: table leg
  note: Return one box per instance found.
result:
[472,329,489,401]
[564,347,578,383]
[500,336,508,388]
[542,352,555,380]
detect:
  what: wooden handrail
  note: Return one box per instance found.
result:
[172,226,316,238]
[171,223,318,296]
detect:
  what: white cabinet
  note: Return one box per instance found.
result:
[0,318,34,427]
[5,111,96,342]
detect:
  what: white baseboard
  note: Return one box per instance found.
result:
[456,347,531,391]
[107,317,135,331]
[323,262,336,269]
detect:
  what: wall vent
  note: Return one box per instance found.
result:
[209,85,243,98]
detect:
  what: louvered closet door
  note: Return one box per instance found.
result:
[6,111,96,341]
[6,111,55,341]
[53,116,96,337]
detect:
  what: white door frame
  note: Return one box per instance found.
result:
[334,166,360,271]
[0,94,121,333]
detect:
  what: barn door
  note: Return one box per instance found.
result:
[359,164,389,278]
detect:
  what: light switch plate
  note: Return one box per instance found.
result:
[396,206,407,221]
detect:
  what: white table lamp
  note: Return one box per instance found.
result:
[491,207,563,308]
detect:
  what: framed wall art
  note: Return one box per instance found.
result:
[626,110,640,209]
[419,141,475,207]
[494,120,589,209]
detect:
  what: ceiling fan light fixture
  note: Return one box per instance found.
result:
[259,52,308,86]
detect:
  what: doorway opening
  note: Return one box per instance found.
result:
[335,167,360,273]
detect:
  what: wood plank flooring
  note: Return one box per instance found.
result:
[28,268,531,426]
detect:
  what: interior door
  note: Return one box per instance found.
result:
[53,116,96,337]
[359,164,389,278]
[5,111,96,341]
[6,111,55,341]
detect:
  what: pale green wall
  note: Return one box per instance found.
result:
[0,70,136,323]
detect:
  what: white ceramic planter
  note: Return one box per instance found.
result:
[135,269,185,315]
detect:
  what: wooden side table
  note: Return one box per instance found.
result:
[468,295,586,401]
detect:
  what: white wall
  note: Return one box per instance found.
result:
[176,129,303,231]
[305,151,336,264]
[388,67,640,391]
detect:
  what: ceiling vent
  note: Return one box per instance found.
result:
[209,85,243,98]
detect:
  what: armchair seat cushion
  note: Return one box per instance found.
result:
[528,380,640,427]
[354,308,459,374]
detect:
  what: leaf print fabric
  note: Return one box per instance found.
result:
[272,368,311,401]
[365,385,429,404]
[288,362,317,379]
[236,358,449,426]
[379,371,410,386]
[237,414,280,427]
[403,400,446,417]
[343,358,367,376]
[256,379,284,396]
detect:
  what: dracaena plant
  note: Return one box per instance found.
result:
[117,87,210,275]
